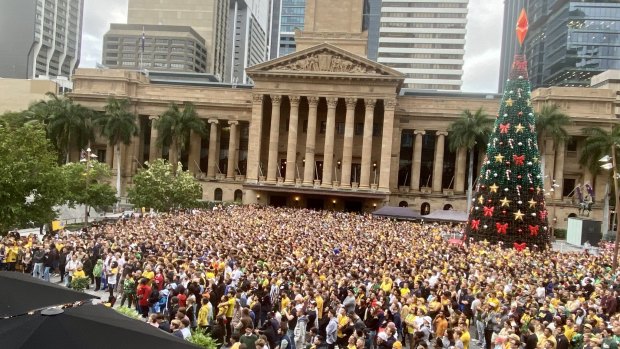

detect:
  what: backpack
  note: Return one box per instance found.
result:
[148,288,160,305]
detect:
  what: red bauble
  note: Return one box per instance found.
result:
[529,187,534,191]
[502,210,507,214]
[517,175,522,179]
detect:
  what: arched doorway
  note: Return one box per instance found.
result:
[443,204,453,210]
[399,201,408,207]
[234,189,243,202]
[214,188,223,201]
[568,213,577,218]
[421,202,430,215]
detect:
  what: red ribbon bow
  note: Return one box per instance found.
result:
[529,225,539,236]
[483,206,494,217]
[496,222,508,234]
[499,123,510,134]
[470,219,480,230]
[539,210,548,220]
[513,154,525,165]
[514,242,527,251]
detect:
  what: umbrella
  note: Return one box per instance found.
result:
[0,302,200,349]
[0,271,97,318]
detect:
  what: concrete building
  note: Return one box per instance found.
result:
[268,0,307,59]
[102,24,208,73]
[374,0,468,90]
[0,0,84,79]
[498,0,526,93]
[225,0,270,83]
[127,0,229,80]
[0,78,64,113]
[525,0,620,89]
[68,0,620,230]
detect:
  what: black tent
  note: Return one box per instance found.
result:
[423,210,468,223]
[371,206,422,221]
[0,271,96,318]
[0,303,200,349]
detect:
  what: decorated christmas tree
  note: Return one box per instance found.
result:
[465,9,550,249]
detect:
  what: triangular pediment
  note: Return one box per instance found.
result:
[246,43,405,80]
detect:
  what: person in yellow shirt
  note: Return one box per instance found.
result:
[281,293,291,313]
[198,298,213,329]
[400,283,411,298]
[5,242,19,271]
[563,319,576,341]
[381,276,393,293]
[460,324,471,349]
[142,264,155,281]
[315,292,324,320]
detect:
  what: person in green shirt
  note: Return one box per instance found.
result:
[120,273,136,308]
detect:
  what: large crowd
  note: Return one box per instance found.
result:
[1,205,619,349]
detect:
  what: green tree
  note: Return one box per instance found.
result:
[27,92,95,163]
[535,103,572,185]
[579,126,620,269]
[128,159,202,212]
[448,108,494,213]
[0,123,66,233]
[61,161,117,225]
[465,54,550,248]
[95,97,138,200]
[0,111,28,129]
[155,102,206,173]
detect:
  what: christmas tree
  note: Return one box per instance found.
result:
[465,9,550,249]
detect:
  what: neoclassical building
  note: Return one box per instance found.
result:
[69,1,620,229]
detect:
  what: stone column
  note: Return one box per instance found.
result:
[246,94,264,183]
[266,95,282,183]
[303,96,319,185]
[206,119,219,179]
[226,121,239,179]
[455,147,467,193]
[360,98,376,189]
[543,139,555,192]
[340,97,357,187]
[379,99,396,191]
[285,95,300,184]
[554,140,565,200]
[106,143,114,168]
[148,116,161,163]
[432,131,448,192]
[321,97,338,187]
[188,130,202,175]
[410,130,425,191]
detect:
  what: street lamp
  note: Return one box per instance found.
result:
[80,148,97,229]
[600,152,620,270]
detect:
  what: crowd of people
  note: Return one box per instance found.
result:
[1,205,619,349]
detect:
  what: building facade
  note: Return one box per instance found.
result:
[525,0,620,89]
[498,0,526,93]
[268,0,307,59]
[102,24,208,73]
[225,0,270,84]
[127,0,230,80]
[0,0,83,79]
[375,0,468,90]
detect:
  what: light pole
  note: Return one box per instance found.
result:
[600,151,620,270]
[80,148,97,229]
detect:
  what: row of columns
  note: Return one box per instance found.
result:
[408,130,456,193]
[147,117,242,180]
[254,94,395,190]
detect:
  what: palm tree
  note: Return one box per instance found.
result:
[535,104,571,187]
[579,125,620,269]
[448,108,494,213]
[95,97,138,201]
[155,102,206,173]
[27,92,95,162]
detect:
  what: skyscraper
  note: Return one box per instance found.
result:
[226,0,270,83]
[268,0,306,59]
[373,0,469,90]
[498,0,525,93]
[525,0,620,88]
[0,0,84,79]
[127,0,230,80]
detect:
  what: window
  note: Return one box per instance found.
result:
[320,121,326,134]
[563,179,576,198]
[214,188,223,201]
[336,122,345,135]
[234,190,243,202]
[421,202,431,215]
[372,123,382,137]
[355,123,364,136]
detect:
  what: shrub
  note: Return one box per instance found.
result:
[554,228,567,240]
[115,306,143,320]
[69,277,89,292]
[189,329,220,349]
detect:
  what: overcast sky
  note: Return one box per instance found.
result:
[80,0,504,93]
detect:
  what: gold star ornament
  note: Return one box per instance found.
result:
[514,209,525,221]
[528,199,537,208]
[500,197,512,207]
[494,154,505,163]
[489,183,499,193]
[506,98,514,107]
[478,195,484,204]
[515,123,525,133]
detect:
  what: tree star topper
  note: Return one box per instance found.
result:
[516,8,529,46]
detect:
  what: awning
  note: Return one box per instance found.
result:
[423,210,468,223]
[372,206,422,220]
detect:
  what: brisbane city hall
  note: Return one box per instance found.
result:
[69,1,619,230]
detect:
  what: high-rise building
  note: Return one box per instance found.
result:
[498,0,525,93]
[525,0,620,88]
[226,0,270,83]
[373,0,468,90]
[102,24,208,73]
[268,0,306,59]
[127,0,230,80]
[0,0,84,79]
